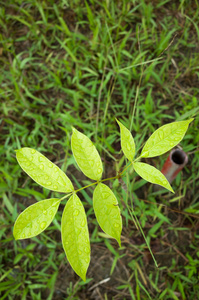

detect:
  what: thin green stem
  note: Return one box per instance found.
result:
[120,162,133,175]
[129,206,158,268]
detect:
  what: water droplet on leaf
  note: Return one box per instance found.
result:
[84,246,90,254]
[39,156,44,162]
[31,149,36,154]
[73,209,79,216]
[81,220,86,227]
[39,164,44,170]
[40,221,46,230]
[126,143,131,151]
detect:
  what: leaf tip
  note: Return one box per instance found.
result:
[116,119,121,127]
[170,187,175,194]
[81,274,86,282]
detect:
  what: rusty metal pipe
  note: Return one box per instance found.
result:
[161,148,188,183]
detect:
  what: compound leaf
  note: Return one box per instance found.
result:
[13,198,61,240]
[93,183,122,246]
[61,194,90,281]
[16,148,74,193]
[140,119,194,158]
[71,128,103,181]
[116,119,135,162]
[133,162,174,193]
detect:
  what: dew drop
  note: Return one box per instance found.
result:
[26,162,31,167]
[89,160,94,167]
[126,143,131,151]
[73,209,79,216]
[81,219,86,227]
[43,210,47,215]
[54,167,59,172]
[78,250,82,255]
[31,149,36,154]
[29,167,34,171]
[46,181,52,186]
[29,157,33,162]
[85,258,89,263]
[44,175,49,180]
[39,164,44,170]
[39,156,44,162]
[114,223,119,228]
[48,163,53,168]
[49,210,54,216]
[22,233,26,238]
[40,221,47,230]
[163,180,167,184]
[84,246,90,254]
[65,241,69,245]
[170,142,174,146]
[98,167,102,174]
[53,185,58,189]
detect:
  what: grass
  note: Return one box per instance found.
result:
[1,0,199,299]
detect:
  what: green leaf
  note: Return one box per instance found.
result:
[133,162,174,193]
[71,128,103,181]
[140,119,194,158]
[93,183,122,246]
[16,148,74,193]
[61,194,90,281]
[13,198,61,240]
[116,119,135,162]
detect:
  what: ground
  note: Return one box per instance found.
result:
[0,0,199,299]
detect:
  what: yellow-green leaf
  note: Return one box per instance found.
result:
[140,119,194,158]
[116,119,135,162]
[13,198,61,240]
[16,148,74,193]
[93,183,122,246]
[61,194,90,281]
[133,162,174,193]
[71,128,103,181]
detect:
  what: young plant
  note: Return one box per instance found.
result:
[13,119,193,281]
